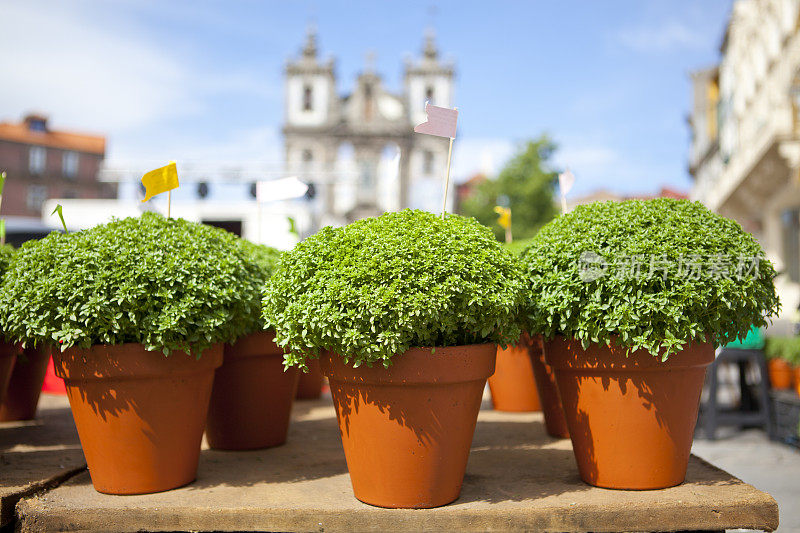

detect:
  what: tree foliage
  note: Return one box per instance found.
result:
[263,209,526,368]
[460,136,558,241]
[521,199,781,360]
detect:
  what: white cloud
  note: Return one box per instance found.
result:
[107,126,283,177]
[0,2,196,132]
[555,140,689,197]
[556,145,618,172]
[0,2,275,135]
[452,138,515,182]
[617,21,708,53]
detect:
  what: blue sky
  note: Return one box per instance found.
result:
[2,0,731,197]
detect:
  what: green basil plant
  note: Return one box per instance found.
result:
[521,199,781,359]
[263,209,526,368]
[0,213,260,356]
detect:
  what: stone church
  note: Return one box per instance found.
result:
[282,28,455,228]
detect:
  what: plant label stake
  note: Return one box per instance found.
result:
[141,161,180,218]
[51,204,68,233]
[558,168,575,215]
[414,102,458,219]
[494,205,512,243]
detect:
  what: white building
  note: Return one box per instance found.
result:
[283,27,456,227]
[689,0,800,329]
[41,29,457,246]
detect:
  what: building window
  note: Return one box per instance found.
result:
[62,151,79,179]
[423,150,434,174]
[782,208,800,283]
[27,118,47,132]
[27,185,48,212]
[425,85,435,103]
[303,84,313,111]
[364,83,374,120]
[29,146,46,174]
[791,71,800,133]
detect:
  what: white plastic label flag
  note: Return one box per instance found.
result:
[414,102,458,139]
[256,177,309,203]
[558,169,575,197]
[558,169,575,214]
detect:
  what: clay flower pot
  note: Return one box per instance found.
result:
[296,357,324,399]
[767,358,794,390]
[794,367,800,397]
[321,344,495,508]
[0,342,17,407]
[529,336,569,438]
[0,345,51,421]
[206,330,299,450]
[488,334,541,412]
[546,336,714,490]
[54,343,223,495]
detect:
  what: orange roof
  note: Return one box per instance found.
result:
[0,119,105,155]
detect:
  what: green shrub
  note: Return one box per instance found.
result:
[765,336,800,365]
[0,213,258,356]
[263,209,526,368]
[0,244,14,278]
[237,239,281,335]
[521,199,781,359]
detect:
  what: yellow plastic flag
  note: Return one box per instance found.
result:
[494,206,511,230]
[141,162,179,202]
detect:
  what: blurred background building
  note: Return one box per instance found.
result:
[6,29,456,248]
[0,113,114,243]
[688,0,800,329]
[283,28,455,228]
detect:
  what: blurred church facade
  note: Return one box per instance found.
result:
[689,0,800,327]
[282,28,455,228]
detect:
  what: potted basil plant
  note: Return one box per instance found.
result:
[522,199,781,490]
[764,336,798,390]
[263,209,525,508]
[0,213,256,494]
[0,244,17,405]
[0,243,56,423]
[204,240,300,450]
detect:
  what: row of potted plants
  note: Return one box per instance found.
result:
[0,198,781,509]
[0,213,297,494]
[264,199,779,502]
[764,336,800,394]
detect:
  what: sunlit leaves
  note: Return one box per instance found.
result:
[0,244,13,279]
[520,199,781,360]
[0,213,260,356]
[262,209,526,368]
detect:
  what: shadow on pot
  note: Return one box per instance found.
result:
[52,344,222,495]
[548,338,713,490]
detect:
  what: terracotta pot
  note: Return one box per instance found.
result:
[0,342,18,407]
[206,330,299,450]
[546,336,714,490]
[795,367,800,397]
[296,357,324,399]
[0,345,51,421]
[529,336,569,438]
[321,344,495,508]
[767,358,794,390]
[54,343,223,494]
[488,335,541,412]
